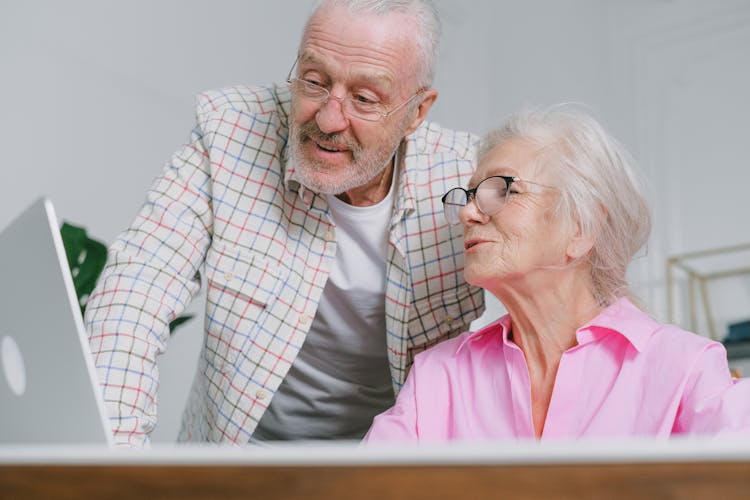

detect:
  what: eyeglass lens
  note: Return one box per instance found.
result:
[442,176,511,225]
[290,79,384,121]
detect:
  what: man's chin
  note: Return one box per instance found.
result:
[295,168,351,195]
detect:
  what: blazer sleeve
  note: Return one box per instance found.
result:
[84,99,215,447]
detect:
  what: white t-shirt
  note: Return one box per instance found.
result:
[252,175,396,441]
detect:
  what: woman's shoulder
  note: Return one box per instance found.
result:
[649,321,722,357]
[599,298,718,355]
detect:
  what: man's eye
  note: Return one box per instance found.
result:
[304,78,325,88]
[353,93,378,105]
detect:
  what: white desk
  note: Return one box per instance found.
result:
[2,439,750,499]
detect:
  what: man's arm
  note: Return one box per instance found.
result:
[84,107,214,447]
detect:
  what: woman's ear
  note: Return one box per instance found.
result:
[567,205,606,261]
[566,229,595,261]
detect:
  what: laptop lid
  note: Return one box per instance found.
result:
[0,198,114,447]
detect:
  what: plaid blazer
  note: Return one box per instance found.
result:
[85,83,485,446]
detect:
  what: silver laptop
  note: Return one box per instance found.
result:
[0,198,114,447]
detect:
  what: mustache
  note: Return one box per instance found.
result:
[297,121,360,153]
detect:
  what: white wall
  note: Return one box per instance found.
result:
[2,0,749,441]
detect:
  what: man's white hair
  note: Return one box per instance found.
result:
[304,0,441,87]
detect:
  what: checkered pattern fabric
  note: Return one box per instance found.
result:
[85,83,485,446]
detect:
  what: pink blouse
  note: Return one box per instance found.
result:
[365,298,750,443]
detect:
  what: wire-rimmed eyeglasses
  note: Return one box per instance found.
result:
[286,57,426,122]
[441,175,551,225]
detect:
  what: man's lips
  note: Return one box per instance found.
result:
[306,136,351,154]
[315,141,349,153]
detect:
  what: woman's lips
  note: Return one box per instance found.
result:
[464,238,488,250]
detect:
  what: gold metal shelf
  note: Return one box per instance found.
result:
[666,242,750,341]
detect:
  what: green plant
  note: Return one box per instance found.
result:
[60,222,193,333]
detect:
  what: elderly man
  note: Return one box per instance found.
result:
[85,0,484,447]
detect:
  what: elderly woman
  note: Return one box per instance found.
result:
[364,105,750,442]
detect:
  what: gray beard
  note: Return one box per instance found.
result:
[289,121,402,195]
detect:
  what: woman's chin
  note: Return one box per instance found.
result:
[464,270,500,290]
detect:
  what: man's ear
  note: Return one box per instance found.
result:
[404,89,438,136]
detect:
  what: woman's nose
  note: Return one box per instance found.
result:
[459,197,489,225]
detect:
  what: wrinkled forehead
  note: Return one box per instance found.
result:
[301,3,422,79]
[473,138,555,186]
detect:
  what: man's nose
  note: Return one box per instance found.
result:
[316,92,349,134]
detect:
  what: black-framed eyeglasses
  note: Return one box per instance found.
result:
[286,57,426,122]
[441,175,551,225]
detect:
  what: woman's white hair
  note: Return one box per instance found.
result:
[479,104,652,306]
[306,0,441,87]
